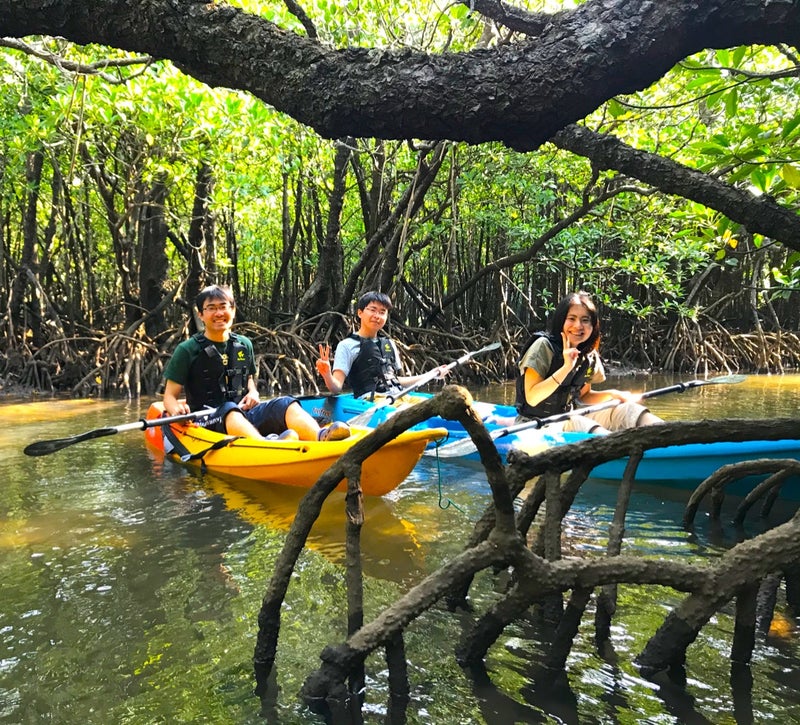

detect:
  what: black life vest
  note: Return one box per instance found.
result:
[184,333,250,411]
[345,333,401,399]
[514,331,596,419]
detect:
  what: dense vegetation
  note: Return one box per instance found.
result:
[4,4,800,721]
[1,1,800,399]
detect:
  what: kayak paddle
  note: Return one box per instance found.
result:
[348,341,502,425]
[433,374,747,458]
[23,407,215,457]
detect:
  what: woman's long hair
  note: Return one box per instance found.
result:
[549,291,601,353]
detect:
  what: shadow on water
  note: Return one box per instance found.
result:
[465,662,549,724]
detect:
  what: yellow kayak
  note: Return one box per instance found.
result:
[143,402,446,496]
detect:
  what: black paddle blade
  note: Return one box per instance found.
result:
[23,427,119,456]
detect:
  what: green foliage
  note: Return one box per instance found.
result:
[1,6,798,368]
[583,43,800,328]
[771,250,800,296]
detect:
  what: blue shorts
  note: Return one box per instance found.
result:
[207,396,297,436]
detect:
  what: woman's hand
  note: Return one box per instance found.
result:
[559,332,580,374]
[609,389,643,404]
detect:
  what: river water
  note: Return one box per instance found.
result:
[1,374,799,724]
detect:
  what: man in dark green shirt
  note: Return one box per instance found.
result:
[163,284,349,442]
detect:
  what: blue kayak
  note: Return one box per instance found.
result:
[297,392,517,448]
[509,428,800,497]
[298,394,800,496]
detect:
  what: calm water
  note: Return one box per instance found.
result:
[2,374,800,724]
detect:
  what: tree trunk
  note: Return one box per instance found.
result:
[9,149,44,346]
[295,140,350,320]
[139,176,170,339]
[185,162,215,327]
[268,171,303,319]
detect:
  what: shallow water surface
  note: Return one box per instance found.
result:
[1,375,799,723]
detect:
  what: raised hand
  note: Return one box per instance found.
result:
[316,343,332,377]
[560,331,580,369]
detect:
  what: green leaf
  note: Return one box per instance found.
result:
[780,164,800,188]
[685,73,722,91]
[696,142,729,157]
[607,98,624,118]
[724,88,738,118]
[749,167,769,192]
[782,114,800,140]
[705,89,724,108]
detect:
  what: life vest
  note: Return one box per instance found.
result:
[514,331,596,419]
[345,333,401,398]
[184,333,250,411]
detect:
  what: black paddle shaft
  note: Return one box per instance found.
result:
[385,341,501,404]
[23,408,214,457]
[502,374,746,435]
[433,374,746,457]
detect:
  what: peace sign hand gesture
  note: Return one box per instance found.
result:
[316,343,332,377]
[560,332,580,369]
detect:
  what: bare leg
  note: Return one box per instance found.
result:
[224,410,267,439]
[284,401,323,441]
[636,410,664,426]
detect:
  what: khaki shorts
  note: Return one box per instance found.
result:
[563,401,650,433]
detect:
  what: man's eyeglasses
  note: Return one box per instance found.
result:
[203,303,232,313]
[363,306,388,316]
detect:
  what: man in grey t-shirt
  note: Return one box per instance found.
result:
[316,291,447,399]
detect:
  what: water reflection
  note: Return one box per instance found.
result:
[147,450,428,584]
[1,375,799,723]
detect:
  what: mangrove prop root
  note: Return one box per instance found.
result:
[251,386,800,713]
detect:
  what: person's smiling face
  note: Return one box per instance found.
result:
[357,302,389,337]
[200,299,235,340]
[562,303,593,347]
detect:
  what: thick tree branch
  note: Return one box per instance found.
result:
[552,124,800,251]
[2,0,800,150]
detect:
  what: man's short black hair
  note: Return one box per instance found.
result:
[357,291,393,311]
[196,284,235,312]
